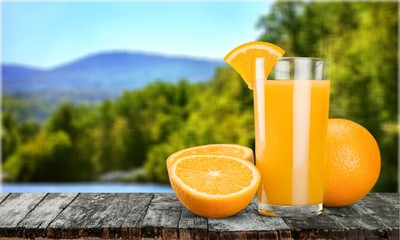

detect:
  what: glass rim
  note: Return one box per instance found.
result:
[278,57,326,61]
[268,56,330,80]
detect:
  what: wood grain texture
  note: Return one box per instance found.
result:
[140,193,183,240]
[0,193,10,204]
[178,208,208,240]
[121,193,154,239]
[283,212,344,239]
[0,193,47,238]
[17,193,78,239]
[324,193,399,239]
[0,193,397,239]
[208,199,291,239]
[48,193,153,239]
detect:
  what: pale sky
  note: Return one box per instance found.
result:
[1,1,272,69]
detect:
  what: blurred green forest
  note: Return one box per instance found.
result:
[2,2,398,191]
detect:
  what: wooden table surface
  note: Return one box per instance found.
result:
[0,192,398,239]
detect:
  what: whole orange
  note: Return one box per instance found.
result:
[324,119,381,207]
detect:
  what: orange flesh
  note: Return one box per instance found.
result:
[175,156,254,195]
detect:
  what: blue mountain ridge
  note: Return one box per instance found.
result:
[2,51,226,93]
[2,65,45,81]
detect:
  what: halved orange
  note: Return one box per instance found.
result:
[168,155,260,218]
[224,41,285,89]
[166,144,254,170]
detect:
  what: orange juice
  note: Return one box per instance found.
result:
[254,80,330,209]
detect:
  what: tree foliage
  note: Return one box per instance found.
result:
[258,1,398,191]
[1,1,397,191]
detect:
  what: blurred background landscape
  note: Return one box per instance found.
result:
[1,1,398,192]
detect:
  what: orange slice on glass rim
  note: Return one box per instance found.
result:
[224,41,285,89]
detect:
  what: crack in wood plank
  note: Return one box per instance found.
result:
[141,193,183,239]
[17,193,49,228]
[0,193,47,238]
[48,193,154,239]
[0,193,10,204]
[121,193,154,239]
[178,208,208,240]
[17,193,79,239]
[45,193,80,228]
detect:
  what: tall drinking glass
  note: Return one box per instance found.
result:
[254,57,330,217]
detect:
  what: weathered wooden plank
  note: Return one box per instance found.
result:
[390,229,399,240]
[218,231,258,240]
[208,198,291,240]
[140,193,183,239]
[120,193,154,239]
[376,192,399,238]
[373,192,398,204]
[355,193,398,217]
[0,193,397,239]
[324,194,397,239]
[0,193,47,238]
[0,193,10,204]
[178,209,208,240]
[354,193,400,239]
[48,193,152,239]
[283,193,399,239]
[283,211,345,239]
[373,192,399,206]
[327,214,384,239]
[17,193,78,239]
